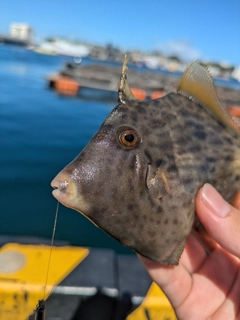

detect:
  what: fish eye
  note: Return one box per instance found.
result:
[117,128,139,149]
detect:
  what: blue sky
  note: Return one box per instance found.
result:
[0,0,240,65]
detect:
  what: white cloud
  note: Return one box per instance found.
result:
[157,40,202,62]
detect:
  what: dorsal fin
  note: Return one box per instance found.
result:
[177,61,240,137]
[118,54,138,104]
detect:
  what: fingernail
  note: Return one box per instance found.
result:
[201,183,231,218]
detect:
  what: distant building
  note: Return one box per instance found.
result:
[10,23,34,43]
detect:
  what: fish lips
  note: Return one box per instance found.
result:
[51,172,91,216]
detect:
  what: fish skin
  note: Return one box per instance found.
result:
[51,89,240,265]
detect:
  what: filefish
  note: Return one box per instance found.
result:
[51,57,240,265]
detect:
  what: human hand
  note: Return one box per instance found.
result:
[139,183,240,320]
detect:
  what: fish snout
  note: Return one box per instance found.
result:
[51,176,69,192]
[51,171,90,214]
[51,171,77,206]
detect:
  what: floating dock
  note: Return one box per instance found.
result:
[47,62,240,124]
[47,63,170,100]
[47,62,240,109]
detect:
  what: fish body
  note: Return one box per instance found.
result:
[51,61,240,265]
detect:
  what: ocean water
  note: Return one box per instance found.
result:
[0,45,132,253]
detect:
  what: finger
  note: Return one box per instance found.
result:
[196,183,240,259]
[181,233,209,273]
[209,263,240,319]
[138,255,192,309]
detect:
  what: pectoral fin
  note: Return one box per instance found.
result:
[146,159,170,200]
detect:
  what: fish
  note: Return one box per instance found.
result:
[51,57,240,265]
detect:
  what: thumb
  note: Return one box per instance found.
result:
[196,183,240,259]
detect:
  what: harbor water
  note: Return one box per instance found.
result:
[0,45,131,254]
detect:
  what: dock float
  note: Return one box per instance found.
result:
[0,236,176,319]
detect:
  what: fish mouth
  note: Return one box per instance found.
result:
[51,172,90,214]
[51,177,73,208]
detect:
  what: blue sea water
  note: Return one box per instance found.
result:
[0,45,132,253]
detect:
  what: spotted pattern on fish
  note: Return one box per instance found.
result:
[51,61,240,265]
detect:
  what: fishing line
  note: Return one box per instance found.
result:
[43,200,60,300]
[28,202,60,320]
